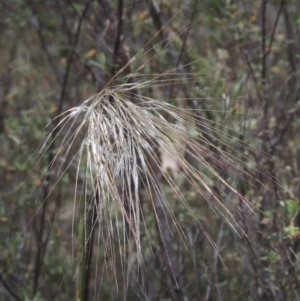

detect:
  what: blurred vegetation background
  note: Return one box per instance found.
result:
[0,0,300,300]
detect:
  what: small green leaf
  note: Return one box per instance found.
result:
[97,53,106,66]
[286,200,299,222]
[284,225,300,239]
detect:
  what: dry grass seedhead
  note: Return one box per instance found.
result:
[36,10,284,282]
[42,78,264,270]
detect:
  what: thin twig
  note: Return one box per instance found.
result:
[0,274,21,301]
[261,0,267,88]
[175,0,198,69]
[31,1,93,297]
[26,0,62,86]
[264,1,285,58]
[111,0,124,76]
[243,51,263,103]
